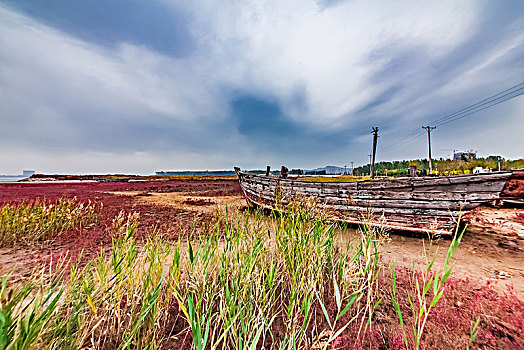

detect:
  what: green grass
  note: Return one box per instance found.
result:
[0,197,470,349]
[0,203,389,349]
[0,198,98,246]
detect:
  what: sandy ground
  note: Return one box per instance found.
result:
[108,190,244,214]
[380,227,524,297]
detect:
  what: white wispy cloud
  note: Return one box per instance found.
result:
[0,6,225,123]
[172,0,480,128]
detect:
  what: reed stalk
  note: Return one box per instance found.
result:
[1,201,388,349]
[0,198,98,245]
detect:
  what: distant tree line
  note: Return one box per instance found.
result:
[353,156,524,177]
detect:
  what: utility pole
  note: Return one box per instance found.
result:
[371,127,379,179]
[351,161,354,175]
[422,126,436,175]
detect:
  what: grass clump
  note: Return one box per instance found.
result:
[390,224,465,349]
[0,204,388,349]
[0,198,98,246]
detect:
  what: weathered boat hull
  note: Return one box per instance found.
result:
[234,168,524,235]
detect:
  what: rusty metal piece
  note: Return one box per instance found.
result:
[501,170,524,201]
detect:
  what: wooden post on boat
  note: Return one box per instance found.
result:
[266,166,271,176]
[281,166,288,178]
[409,165,417,177]
[371,127,379,179]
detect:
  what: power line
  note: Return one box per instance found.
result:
[382,130,424,151]
[384,89,522,152]
[382,82,524,151]
[381,81,524,153]
[431,84,524,126]
[434,90,524,127]
[381,129,425,152]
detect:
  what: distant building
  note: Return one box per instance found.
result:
[454,151,476,161]
[473,166,491,174]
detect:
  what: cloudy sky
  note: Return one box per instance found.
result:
[0,0,523,174]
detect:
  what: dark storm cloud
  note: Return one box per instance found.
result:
[233,96,302,140]
[1,0,193,57]
[229,95,365,162]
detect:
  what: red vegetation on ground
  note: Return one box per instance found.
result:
[0,179,242,268]
[336,268,524,349]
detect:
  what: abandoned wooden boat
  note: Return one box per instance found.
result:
[234,167,524,235]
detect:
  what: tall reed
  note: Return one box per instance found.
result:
[1,203,387,349]
[0,198,98,245]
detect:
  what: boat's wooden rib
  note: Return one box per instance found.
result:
[234,167,524,235]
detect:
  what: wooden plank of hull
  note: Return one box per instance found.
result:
[240,178,505,205]
[243,174,508,196]
[244,192,457,235]
[243,189,462,217]
[240,187,458,235]
[240,173,509,194]
[241,188,461,229]
[235,170,518,235]
[251,176,508,191]
[243,182,502,203]
[240,171,512,191]
[241,186,471,212]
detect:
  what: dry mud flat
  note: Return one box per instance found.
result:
[381,208,524,297]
